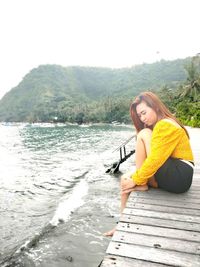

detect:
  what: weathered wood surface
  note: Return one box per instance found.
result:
[104,242,200,267]
[100,130,200,267]
[101,255,170,267]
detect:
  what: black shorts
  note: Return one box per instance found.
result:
[155,158,194,193]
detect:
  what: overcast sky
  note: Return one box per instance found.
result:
[0,0,199,99]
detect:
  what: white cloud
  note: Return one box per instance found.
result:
[0,0,199,98]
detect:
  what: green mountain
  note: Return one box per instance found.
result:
[0,58,191,123]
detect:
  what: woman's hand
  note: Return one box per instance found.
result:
[121,177,136,193]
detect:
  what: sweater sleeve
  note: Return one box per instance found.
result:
[131,121,184,185]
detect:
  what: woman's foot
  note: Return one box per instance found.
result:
[148,177,158,188]
[103,185,148,237]
[103,227,116,237]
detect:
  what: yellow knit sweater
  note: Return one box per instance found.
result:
[131,120,194,185]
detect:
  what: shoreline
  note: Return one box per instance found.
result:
[0,121,200,129]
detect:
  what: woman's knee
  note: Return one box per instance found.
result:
[121,172,132,181]
[136,128,152,154]
[120,172,131,189]
[137,128,152,140]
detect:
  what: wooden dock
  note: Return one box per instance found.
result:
[100,130,200,267]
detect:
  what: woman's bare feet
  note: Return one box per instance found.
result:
[103,227,116,237]
[104,184,148,237]
[148,177,158,188]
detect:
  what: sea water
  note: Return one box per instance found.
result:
[0,123,135,267]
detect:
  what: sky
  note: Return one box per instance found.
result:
[0,0,199,99]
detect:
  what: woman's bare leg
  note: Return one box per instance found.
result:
[120,128,153,211]
[104,129,154,237]
[135,128,152,168]
[136,129,158,188]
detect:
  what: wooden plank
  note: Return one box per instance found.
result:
[192,180,200,185]
[191,179,200,184]
[132,188,199,197]
[100,255,171,267]
[126,202,200,215]
[116,222,200,242]
[123,208,200,224]
[186,186,200,192]
[129,193,200,204]
[192,174,200,178]
[106,241,200,267]
[135,189,200,198]
[127,197,200,210]
[120,214,200,232]
[112,230,200,254]
[188,187,200,192]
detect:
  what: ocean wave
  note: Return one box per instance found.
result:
[0,174,89,267]
[50,179,88,226]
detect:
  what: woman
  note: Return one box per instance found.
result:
[104,91,194,237]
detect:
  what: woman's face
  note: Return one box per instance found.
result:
[136,101,158,127]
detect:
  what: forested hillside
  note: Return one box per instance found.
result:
[0,57,199,126]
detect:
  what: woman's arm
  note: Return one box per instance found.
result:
[121,177,136,192]
[131,120,183,185]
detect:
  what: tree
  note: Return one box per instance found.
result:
[181,55,200,101]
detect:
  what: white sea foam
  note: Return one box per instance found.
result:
[50,179,88,226]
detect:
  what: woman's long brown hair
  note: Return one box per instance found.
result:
[130,91,189,137]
